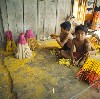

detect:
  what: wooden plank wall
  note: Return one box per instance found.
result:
[6,0,23,41]
[24,0,37,35]
[14,0,23,40]
[38,0,45,40]
[0,0,71,42]
[0,7,4,44]
[6,0,18,40]
[0,0,9,44]
[0,0,9,32]
[56,0,71,34]
[44,0,57,39]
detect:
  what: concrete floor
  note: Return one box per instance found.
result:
[0,40,100,99]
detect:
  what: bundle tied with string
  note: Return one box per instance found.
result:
[76,58,100,92]
[25,30,39,51]
[15,33,32,59]
[6,31,16,52]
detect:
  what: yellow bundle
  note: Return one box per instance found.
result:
[6,40,12,52]
[26,38,39,51]
[6,39,16,52]
[83,58,100,75]
[11,39,16,51]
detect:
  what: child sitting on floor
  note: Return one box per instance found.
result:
[70,25,96,67]
[51,21,73,58]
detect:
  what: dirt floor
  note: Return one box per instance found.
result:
[0,40,100,99]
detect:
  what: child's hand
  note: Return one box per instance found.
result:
[85,52,90,58]
[51,36,56,39]
[50,34,58,39]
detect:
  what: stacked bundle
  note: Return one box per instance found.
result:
[76,58,100,92]
[25,30,39,51]
[15,33,32,59]
[6,31,16,52]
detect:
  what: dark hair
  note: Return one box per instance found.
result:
[60,21,71,31]
[75,24,88,34]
